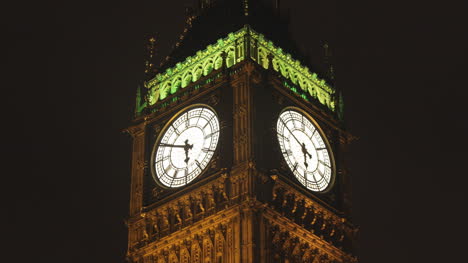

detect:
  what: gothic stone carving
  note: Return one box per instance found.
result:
[129,175,231,250]
[269,180,355,253]
[267,221,356,263]
[130,219,235,263]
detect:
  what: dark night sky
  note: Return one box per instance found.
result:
[4,0,468,262]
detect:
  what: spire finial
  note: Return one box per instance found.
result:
[323,42,335,81]
[199,0,214,9]
[243,0,249,16]
[144,35,157,80]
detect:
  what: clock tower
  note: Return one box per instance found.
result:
[125,1,357,262]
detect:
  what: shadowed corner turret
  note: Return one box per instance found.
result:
[135,35,157,118]
[323,42,343,122]
[337,91,345,122]
[198,0,215,10]
[323,42,335,84]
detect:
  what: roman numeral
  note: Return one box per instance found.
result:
[319,160,331,168]
[204,131,218,139]
[282,149,293,156]
[310,128,317,138]
[289,111,297,128]
[300,115,305,131]
[195,160,203,170]
[203,115,215,129]
[202,147,215,153]
[196,108,204,126]
[316,169,329,184]
[292,162,298,172]
[155,155,169,163]
[277,133,290,142]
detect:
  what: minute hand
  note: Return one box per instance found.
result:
[159,143,186,148]
[280,119,302,145]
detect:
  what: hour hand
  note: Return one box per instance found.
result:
[302,152,309,168]
[183,139,193,164]
[301,143,312,159]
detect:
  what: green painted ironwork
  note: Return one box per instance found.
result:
[143,25,336,114]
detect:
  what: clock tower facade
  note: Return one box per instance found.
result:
[125,1,357,263]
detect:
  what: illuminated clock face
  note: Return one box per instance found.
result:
[277,109,333,192]
[152,106,220,188]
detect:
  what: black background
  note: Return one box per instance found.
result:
[4,0,468,262]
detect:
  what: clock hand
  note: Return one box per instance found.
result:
[280,119,302,146]
[302,145,313,168]
[303,145,312,159]
[160,143,186,148]
[301,142,311,168]
[311,172,319,188]
[184,139,194,164]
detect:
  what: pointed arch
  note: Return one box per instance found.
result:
[172,77,182,94]
[213,53,223,70]
[203,236,214,263]
[214,232,226,262]
[278,62,289,79]
[191,242,201,263]
[290,72,298,85]
[272,58,280,72]
[297,76,307,91]
[179,246,190,263]
[226,47,235,68]
[203,59,214,76]
[157,255,166,263]
[168,251,178,263]
[149,84,160,105]
[316,88,326,105]
[258,48,269,69]
[308,82,317,98]
[160,82,171,99]
[192,64,203,82]
[181,71,193,88]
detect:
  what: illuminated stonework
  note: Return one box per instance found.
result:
[141,26,336,115]
[126,4,357,263]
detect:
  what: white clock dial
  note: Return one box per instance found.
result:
[152,106,220,188]
[277,109,333,192]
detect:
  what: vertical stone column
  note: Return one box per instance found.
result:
[339,132,354,219]
[128,123,146,217]
[232,64,254,165]
[231,61,261,263]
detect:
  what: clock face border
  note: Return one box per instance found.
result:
[276,106,336,193]
[150,104,220,189]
